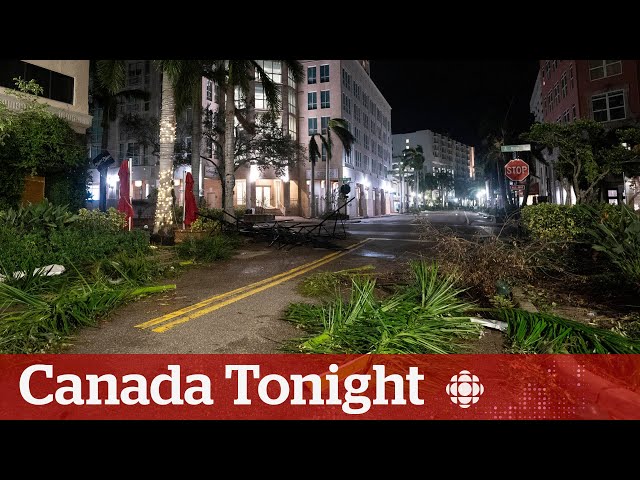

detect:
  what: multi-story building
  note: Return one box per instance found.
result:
[87,59,393,220]
[391,129,475,206]
[298,60,394,218]
[1,60,92,134]
[533,60,640,207]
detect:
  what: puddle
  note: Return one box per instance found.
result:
[356,249,396,260]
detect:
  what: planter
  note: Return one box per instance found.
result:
[174,230,210,244]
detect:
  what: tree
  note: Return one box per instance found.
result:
[400,145,425,207]
[202,109,305,205]
[523,119,640,204]
[0,79,88,210]
[432,171,454,207]
[215,60,304,222]
[91,60,149,211]
[308,118,355,216]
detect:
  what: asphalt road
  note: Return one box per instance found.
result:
[64,210,497,354]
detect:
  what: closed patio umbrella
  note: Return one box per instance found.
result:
[117,160,134,230]
[184,171,198,228]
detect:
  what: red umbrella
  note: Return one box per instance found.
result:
[117,160,134,229]
[184,171,198,227]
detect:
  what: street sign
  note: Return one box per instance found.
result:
[505,159,530,182]
[342,177,351,182]
[510,184,525,191]
[501,144,531,153]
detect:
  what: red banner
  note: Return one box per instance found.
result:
[1,354,639,420]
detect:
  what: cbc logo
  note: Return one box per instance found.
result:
[446,370,484,409]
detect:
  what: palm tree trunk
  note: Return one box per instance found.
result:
[191,85,202,204]
[99,101,111,212]
[153,70,176,235]
[310,160,316,217]
[223,81,236,222]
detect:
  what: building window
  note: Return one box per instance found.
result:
[321,116,330,134]
[206,80,213,101]
[127,61,143,86]
[355,151,362,169]
[563,110,570,123]
[342,68,351,90]
[569,64,574,89]
[547,92,553,110]
[308,117,318,135]
[307,66,317,84]
[354,104,360,123]
[288,87,296,114]
[561,73,567,98]
[308,91,317,110]
[213,82,219,104]
[353,82,360,100]
[255,84,266,110]
[320,90,330,109]
[592,90,625,122]
[354,126,361,143]
[127,142,141,166]
[572,104,576,119]
[364,134,369,151]
[288,115,297,140]
[255,60,282,84]
[321,143,328,162]
[554,83,560,105]
[342,93,351,114]
[589,60,622,81]
[0,60,74,104]
[320,64,330,83]
[545,61,550,80]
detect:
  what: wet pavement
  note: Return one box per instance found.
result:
[63,211,496,354]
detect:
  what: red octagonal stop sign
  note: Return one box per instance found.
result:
[504,158,529,182]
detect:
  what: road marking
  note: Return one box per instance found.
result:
[136,238,371,333]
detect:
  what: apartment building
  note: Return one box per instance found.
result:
[533,60,640,207]
[298,60,394,217]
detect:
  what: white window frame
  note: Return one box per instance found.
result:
[589,60,622,81]
[592,90,626,122]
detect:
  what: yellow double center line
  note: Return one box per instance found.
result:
[135,238,371,333]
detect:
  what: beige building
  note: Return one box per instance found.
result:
[0,60,92,134]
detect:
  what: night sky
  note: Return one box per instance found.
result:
[369,60,541,148]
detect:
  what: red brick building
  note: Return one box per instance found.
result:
[540,60,640,127]
[535,60,640,207]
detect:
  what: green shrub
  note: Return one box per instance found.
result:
[76,207,127,233]
[587,204,640,290]
[0,224,50,276]
[48,228,150,267]
[0,199,78,234]
[521,203,588,242]
[175,234,240,262]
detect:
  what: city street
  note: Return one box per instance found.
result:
[64,211,497,354]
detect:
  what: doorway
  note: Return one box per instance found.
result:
[256,185,271,208]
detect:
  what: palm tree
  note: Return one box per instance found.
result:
[402,145,425,208]
[215,60,303,222]
[308,118,355,217]
[91,60,149,211]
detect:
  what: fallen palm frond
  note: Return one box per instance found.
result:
[489,308,640,354]
[283,260,481,354]
[0,281,176,353]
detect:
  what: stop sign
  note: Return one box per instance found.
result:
[504,158,530,182]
